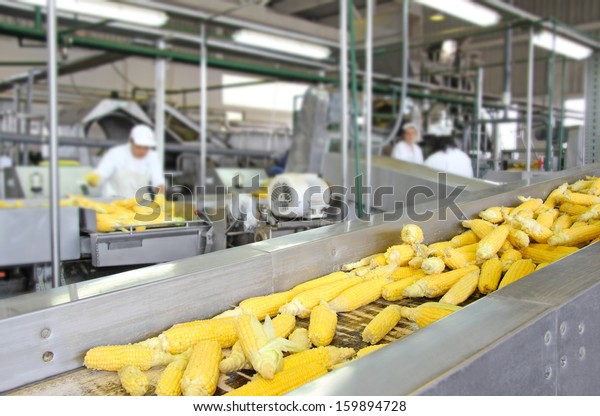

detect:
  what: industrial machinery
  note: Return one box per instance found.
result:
[2,165,600,395]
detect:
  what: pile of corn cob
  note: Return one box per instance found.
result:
[82,178,600,396]
[61,195,185,232]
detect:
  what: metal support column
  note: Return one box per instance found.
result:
[474,67,483,178]
[546,21,557,172]
[558,58,567,170]
[363,0,373,216]
[155,39,166,171]
[47,0,61,288]
[585,52,600,164]
[400,0,409,131]
[526,26,535,173]
[340,0,349,202]
[199,24,207,189]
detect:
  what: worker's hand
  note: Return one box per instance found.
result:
[84,172,101,187]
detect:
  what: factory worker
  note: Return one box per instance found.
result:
[84,124,165,198]
[391,122,424,164]
[424,135,474,178]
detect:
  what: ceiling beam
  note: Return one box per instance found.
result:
[272,0,336,15]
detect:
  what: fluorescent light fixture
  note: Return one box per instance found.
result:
[429,13,445,22]
[18,0,169,27]
[565,98,586,113]
[415,0,501,27]
[533,31,593,60]
[232,29,331,60]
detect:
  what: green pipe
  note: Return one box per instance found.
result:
[0,61,46,66]
[34,6,42,31]
[132,79,276,99]
[558,57,567,171]
[546,20,557,172]
[348,0,363,219]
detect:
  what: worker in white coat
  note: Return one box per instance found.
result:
[391,122,424,164]
[84,124,165,197]
[424,135,474,178]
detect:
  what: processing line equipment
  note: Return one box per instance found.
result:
[1,163,600,395]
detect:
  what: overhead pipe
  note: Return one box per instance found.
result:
[558,57,567,170]
[363,0,374,216]
[526,26,535,173]
[546,21,557,172]
[199,23,207,189]
[340,0,349,208]
[155,39,166,171]
[348,0,363,219]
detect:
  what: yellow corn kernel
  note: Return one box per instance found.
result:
[455,243,478,254]
[408,256,425,269]
[272,313,297,339]
[569,179,593,192]
[403,265,479,298]
[225,362,327,396]
[520,244,578,263]
[156,356,189,396]
[559,203,589,216]
[461,219,496,239]
[563,191,600,206]
[421,256,446,275]
[512,215,554,244]
[288,328,312,351]
[382,275,423,301]
[388,267,425,281]
[219,342,248,374]
[578,204,600,222]
[291,271,351,293]
[279,276,363,318]
[478,258,503,294]
[536,209,559,228]
[439,269,480,306]
[462,251,478,264]
[512,197,543,216]
[548,224,600,246]
[384,244,415,266]
[180,340,222,396]
[369,253,388,268]
[328,277,388,313]
[571,221,587,229]
[308,302,337,347]
[507,228,530,249]
[478,206,506,224]
[350,265,372,277]
[535,262,550,271]
[413,243,429,258]
[439,247,470,270]
[451,230,479,246]
[552,214,573,232]
[356,344,387,358]
[149,317,237,354]
[118,366,150,396]
[341,253,383,272]
[237,290,298,320]
[283,346,355,371]
[476,224,511,262]
[401,224,424,244]
[362,305,403,345]
[362,264,397,280]
[500,248,523,272]
[400,302,462,328]
[541,183,568,210]
[588,178,600,195]
[427,241,457,254]
[498,259,536,289]
[84,345,177,371]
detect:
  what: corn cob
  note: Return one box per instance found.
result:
[218,290,297,320]
[477,258,503,294]
[283,346,355,371]
[588,178,600,195]
[272,313,297,339]
[507,228,530,249]
[408,256,425,269]
[548,224,600,246]
[511,215,554,244]
[461,219,496,239]
[350,265,372,277]
[401,224,424,244]
[341,253,383,272]
[455,243,478,254]
[144,317,237,354]
[384,244,415,266]
[400,302,462,328]
[308,302,337,347]
[180,340,222,396]
[570,221,587,229]
[382,275,424,301]
[478,206,506,224]
[512,197,543,215]
[388,266,425,281]
[279,276,363,318]
[439,247,471,269]
[224,361,327,396]
[498,259,536,289]
[155,356,189,396]
[413,243,430,258]
[84,345,178,371]
[500,248,523,272]
[541,183,568,210]
[451,230,479,246]
[403,265,479,298]
[559,202,589,216]
[475,224,511,262]
[288,328,311,351]
[536,209,559,228]
[427,241,457,254]
[362,305,403,345]
[563,191,600,206]
[592,235,600,244]
[520,244,579,263]
[569,179,592,192]
[118,366,150,396]
[362,264,397,280]
[421,256,446,275]
[462,251,478,264]
[290,271,352,293]
[552,214,573,232]
[356,344,387,358]
[535,262,550,271]
[439,269,480,306]
[328,277,388,313]
[578,204,600,222]
[369,253,388,268]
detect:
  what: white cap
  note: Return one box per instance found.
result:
[402,122,419,133]
[130,125,156,147]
